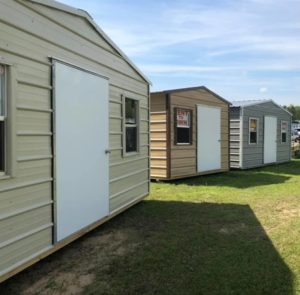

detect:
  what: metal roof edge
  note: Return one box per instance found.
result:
[151,86,231,105]
[233,99,292,116]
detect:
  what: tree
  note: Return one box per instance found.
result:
[285,104,300,120]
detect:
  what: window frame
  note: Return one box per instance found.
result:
[281,120,288,144]
[122,96,140,157]
[0,64,7,176]
[174,107,193,145]
[248,117,259,145]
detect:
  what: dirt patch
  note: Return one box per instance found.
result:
[1,227,141,295]
[22,272,95,295]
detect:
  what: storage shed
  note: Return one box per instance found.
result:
[150,86,230,180]
[0,0,150,282]
[230,100,292,169]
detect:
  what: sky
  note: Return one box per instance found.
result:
[59,0,300,105]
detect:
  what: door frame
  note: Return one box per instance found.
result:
[51,58,110,244]
[196,104,222,173]
[263,115,277,164]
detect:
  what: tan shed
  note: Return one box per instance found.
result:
[150,86,230,180]
[0,0,150,282]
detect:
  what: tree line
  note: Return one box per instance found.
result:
[283,105,300,120]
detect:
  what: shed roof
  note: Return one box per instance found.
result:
[231,99,292,116]
[152,86,231,105]
[25,0,151,84]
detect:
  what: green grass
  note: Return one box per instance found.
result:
[2,160,300,295]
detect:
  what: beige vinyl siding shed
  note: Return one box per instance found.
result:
[150,86,230,180]
[0,0,150,282]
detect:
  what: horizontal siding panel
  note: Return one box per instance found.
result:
[18,83,51,109]
[110,157,148,180]
[0,182,52,216]
[0,228,52,275]
[151,159,167,167]
[17,135,51,158]
[17,159,52,182]
[17,110,51,133]
[0,205,52,244]
[151,150,167,158]
[150,113,167,121]
[109,182,148,212]
[110,170,148,196]
[150,168,167,178]
[109,146,148,164]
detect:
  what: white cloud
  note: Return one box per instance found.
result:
[259,87,268,93]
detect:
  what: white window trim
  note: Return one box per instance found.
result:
[175,108,192,145]
[122,95,140,157]
[281,120,288,144]
[0,64,7,175]
[248,117,259,145]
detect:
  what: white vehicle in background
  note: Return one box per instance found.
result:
[292,129,300,142]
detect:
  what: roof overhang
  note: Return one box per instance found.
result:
[152,86,231,105]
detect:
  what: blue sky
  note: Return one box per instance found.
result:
[59,0,300,105]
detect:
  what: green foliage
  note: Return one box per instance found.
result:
[284,104,300,120]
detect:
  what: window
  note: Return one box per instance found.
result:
[0,64,6,174]
[124,97,139,154]
[281,121,288,143]
[175,108,192,144]
[249,118,258,144]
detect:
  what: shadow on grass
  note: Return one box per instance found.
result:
[172,171,290,188]
[169,160,300,188]
[260,159,300,176]
[1,201,294,295]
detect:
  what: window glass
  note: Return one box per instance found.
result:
[175,108,192,144]
[0,122,4,171]
[125,98,137,124]
[281,121,288,143]
[249,118,258,144]
[125,98,138,153]
[126,127,137,152]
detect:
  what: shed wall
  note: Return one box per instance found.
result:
[241,101,291,169]
[229,107,241,168]
[0,0,149,280]
[150,93,168,179]
[169,89,229,179]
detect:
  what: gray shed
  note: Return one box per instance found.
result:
[0,0,150,282]
[230,100,292,169]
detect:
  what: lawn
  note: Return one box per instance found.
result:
[1,160,300,295]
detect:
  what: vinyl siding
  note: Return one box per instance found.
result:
[229,107,241,168]
[0,0,149,280]
[150,93,168,179]
[169,89,229,179]
[241,102,291,169]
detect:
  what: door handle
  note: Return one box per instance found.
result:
[105,149,111,154]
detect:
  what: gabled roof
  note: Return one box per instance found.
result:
[231,99,292,116]
[25,0,151,84]
[152,86,231,105]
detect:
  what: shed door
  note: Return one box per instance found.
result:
[54,61,109,242]
[197,105,221,172]
[264,116,277,164]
